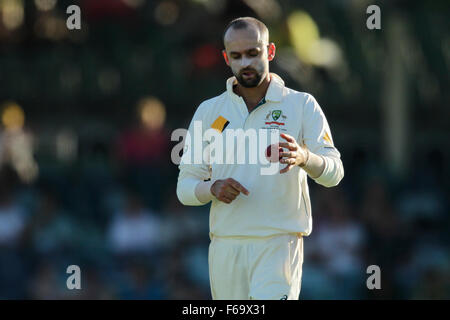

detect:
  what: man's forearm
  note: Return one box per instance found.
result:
[300,150,344,187]
[195,180,215,203]
[300,150,325,179]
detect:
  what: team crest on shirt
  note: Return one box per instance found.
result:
[271,110,282,121]
[262,110,287,131]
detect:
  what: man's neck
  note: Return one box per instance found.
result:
[234,73,271,112]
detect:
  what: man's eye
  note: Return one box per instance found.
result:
[248,51,259,57]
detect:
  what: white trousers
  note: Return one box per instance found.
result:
[208,233,303,300]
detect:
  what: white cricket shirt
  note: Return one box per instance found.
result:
[177,73,344,238]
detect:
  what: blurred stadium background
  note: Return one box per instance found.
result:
[0,0,448,299]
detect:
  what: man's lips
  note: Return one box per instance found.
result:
[241,71,256,77]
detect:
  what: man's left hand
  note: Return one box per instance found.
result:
[279,133,308,174]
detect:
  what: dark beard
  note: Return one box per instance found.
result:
[235,71,262,88]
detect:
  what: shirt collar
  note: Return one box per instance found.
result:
[226,72,285,103]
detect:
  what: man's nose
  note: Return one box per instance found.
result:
[239,57,252,68]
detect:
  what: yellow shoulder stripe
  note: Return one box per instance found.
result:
[211,116,229,133]
[323,131,332,145]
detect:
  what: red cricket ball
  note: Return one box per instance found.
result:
[265,144,283,163]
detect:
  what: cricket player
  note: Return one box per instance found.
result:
[176,17,344,300]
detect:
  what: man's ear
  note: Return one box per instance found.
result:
[222,50,230,66]
[267,43,276,61]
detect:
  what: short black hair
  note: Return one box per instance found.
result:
[223,17,269,44]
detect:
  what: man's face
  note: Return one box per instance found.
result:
[223,26,273,88]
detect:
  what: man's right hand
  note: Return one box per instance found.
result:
[210,178,249,204]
